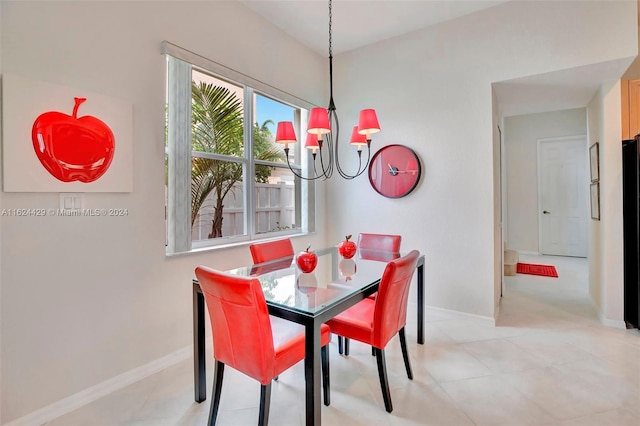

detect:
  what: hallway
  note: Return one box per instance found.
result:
[500,254,598,329]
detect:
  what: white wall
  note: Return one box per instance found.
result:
[601,82,626,325]
[325,0,637,319]
[492,87,503,313]
[0,2,327,423]
[587,90,605,314]
[0,3,4,424]
[587,81,626,326]
[504,108,588,253]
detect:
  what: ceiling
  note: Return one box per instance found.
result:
[242,0,638,117]
[242,0,508,56]
[493,58,635,117]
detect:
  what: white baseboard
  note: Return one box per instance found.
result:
[516,250,541,256]
[427,305,496,326]
[4,346,191,426]
[589,297,627,330]
[599,316,627,329]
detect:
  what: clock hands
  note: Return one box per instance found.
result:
[388,163,418,176]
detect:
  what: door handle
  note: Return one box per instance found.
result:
[543,210,550,214]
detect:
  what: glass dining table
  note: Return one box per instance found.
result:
[192,246,425,425]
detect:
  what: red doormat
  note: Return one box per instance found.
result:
[516,263,558,278]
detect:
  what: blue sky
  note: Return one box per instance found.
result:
[256,94,296,137]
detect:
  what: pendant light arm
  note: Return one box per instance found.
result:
[328,55,336,112]
[285,152,328,181]
[317,139,334,179]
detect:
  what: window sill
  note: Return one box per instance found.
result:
[165,230,314,258]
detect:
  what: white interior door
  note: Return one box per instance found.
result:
[538,136,588,257]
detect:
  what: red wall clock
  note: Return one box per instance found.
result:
[32,97,115,183]
[368,144,421,198]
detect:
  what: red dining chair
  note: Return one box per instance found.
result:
[249,238,295,264]
[357,233,402,252]
[195,266,331,425]
[327,250,420,413]
[338,233,402,356]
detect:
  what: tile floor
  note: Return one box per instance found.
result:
[47,255,640,425]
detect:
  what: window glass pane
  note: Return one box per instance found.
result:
[192,70,244,156]
[254,94,296,165]
[191,156,245,241]
[254,166,300,235]
[165,46,313,254]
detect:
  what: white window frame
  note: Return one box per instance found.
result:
[163,41,315,255]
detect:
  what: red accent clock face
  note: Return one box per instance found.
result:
[31,97,115,183]
[368,144,421,198]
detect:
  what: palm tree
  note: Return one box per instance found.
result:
[190,81,285,239]
[254,119,284,183]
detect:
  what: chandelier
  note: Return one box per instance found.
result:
[274,0,381,180]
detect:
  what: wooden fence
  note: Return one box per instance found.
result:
[192,181,295,240]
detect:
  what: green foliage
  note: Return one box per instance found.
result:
[270,221,292,232]
[189,81,286,238]
[190,82,243,235]
[254,119,284,183]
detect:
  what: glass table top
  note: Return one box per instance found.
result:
[226,247,400,316]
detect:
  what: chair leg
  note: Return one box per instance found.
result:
[338,336,344,355]
[344,338,350,356]
[399,327,413,380]
[208,361,225,426]
[321,345,330,406]
[258,382,272,426]
[374,348,393,413]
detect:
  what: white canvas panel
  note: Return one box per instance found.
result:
[2,73,133,192]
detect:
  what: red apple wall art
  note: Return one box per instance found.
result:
[32,97,115,183]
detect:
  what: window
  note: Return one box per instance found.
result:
[163,42,315,254]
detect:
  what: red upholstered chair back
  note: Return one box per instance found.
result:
[357,233,402,252]
[372,250,420,348]
[359,250,401,262]
[195,266,276,385]
[249,238,294,264]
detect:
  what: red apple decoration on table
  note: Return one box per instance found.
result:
[338,235,357,259]
[32,97,115,183]
[296,245,318,273]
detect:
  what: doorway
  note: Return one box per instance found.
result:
[537,135,588,257]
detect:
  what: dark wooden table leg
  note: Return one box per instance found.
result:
[417,261,425,344]
[304,321,321,425]
[193,282,206,402]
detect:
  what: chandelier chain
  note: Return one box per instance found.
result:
[328,0,333,58]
